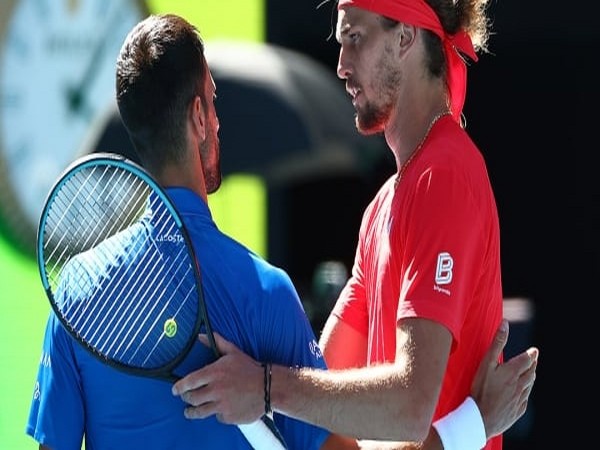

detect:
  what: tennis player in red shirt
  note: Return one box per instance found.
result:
[173,1,539,449]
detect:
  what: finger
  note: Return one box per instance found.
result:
[197,333,211,348]
[519,356,537,390]
[516,398,528,421]
[521,378,534,401]
[515,363,536,418]
[483,319,509,367]
[172,369,209,396]
[199,332,237,355]
[180,383,221,409]
[518,381,534,417]
[527,347,539,364]
[184,402,218,420]
[505,346,539,375]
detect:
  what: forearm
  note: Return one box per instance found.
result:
[358,428,444,450]
[356,426,442,450]
[357,400,487,450]
[358,442,423,450]
[270,364,432,441]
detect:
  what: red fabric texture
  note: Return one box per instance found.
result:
[331,116,502,450]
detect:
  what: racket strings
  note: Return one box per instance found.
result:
[48,170,151,341]
[45,163,200,370]
[109,195,199,365]
[44,166,149,291]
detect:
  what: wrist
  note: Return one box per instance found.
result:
[261,362,272,416]
[269,364,297,416]
[432,397,486,450]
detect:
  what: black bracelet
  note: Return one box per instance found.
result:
[262,362,272,415]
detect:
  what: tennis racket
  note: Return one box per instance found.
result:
[37,152,287,450]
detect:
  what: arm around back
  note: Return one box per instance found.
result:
[269,317,451,441]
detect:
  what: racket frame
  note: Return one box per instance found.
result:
[37,152,218,379]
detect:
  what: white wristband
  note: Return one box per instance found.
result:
[432,397,486,450]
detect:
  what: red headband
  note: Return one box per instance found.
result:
[338,0,477,122]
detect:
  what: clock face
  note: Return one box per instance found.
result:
[0,0,147,253]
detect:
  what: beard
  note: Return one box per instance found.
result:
[354,47,401,136]
[204,165,221,194]
[200,137,222,194]
[355,101,389,135]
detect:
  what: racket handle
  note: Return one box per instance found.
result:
[238,416,287,449]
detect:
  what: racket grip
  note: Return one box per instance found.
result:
[238,416,287,449]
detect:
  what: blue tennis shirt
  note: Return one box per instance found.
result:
[26,187,330,450]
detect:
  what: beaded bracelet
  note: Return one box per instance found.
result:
[261,362,273,415]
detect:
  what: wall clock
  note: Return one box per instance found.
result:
[0,0,148,254]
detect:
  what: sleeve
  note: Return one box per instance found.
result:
[255,267,332,450]
[328,205,370,338]
[25,313,85,450]
[395,165,486,343]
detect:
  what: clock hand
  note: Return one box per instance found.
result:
[66,4,126,120]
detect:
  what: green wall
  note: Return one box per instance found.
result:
[0,234,47,449]
[0,1,264,448]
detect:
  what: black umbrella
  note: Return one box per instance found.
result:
[205,41,382,183]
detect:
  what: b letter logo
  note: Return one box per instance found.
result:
[435,252,453,285]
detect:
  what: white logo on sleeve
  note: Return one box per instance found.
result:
[40,351,51,368]
[33,381,40,400]
[309,339,323,359]
[435,252,453,285]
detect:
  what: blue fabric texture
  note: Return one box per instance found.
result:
[26,187,329,450]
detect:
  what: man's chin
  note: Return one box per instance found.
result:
[356,123,383,136]
[207,177,222,195]
[355,115,385,136]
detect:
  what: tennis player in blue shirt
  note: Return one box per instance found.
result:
[26,13,333,450]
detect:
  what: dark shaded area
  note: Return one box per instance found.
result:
[204,41,379,182]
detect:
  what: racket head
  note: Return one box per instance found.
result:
[37,152,216,380]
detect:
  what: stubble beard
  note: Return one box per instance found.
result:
[204,152,222,194]
[355,102,388,136]
[200,138,222,194]
[355,46,400,136]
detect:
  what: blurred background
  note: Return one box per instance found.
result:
[0,0,596,448]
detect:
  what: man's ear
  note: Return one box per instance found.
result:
[190,95,206,141]
[398,22,416,49]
